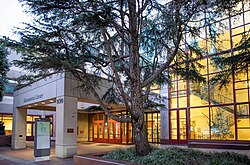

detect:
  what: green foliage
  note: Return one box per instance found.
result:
[103,147,250,165]
[0,43,9,101]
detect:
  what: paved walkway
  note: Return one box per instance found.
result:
[0,142,249,164]
[0,142,130,165]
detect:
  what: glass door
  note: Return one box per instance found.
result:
[108,120,121,143]
[170,109,188,144]
[93,121,107,142]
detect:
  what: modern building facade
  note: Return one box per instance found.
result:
[0,68,56,140]
[168,1,250,145]
[0,0,249,159]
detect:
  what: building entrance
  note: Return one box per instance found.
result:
[170,109,188,144]
[92,114,132,144]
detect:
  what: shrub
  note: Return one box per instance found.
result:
[103,147,250,165]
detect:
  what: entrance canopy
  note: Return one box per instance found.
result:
[12,72,123,158]
[14,72,112,110]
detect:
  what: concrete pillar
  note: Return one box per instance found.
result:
[11,108,27,149]
[160,108,169,144]
[55,96,78,158]
[160,84,170,144]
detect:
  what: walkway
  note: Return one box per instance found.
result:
[0,142,130,165]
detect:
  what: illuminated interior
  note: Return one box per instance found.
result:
[169,2,250,142]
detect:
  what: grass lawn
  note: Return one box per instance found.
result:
[103,147,250,165]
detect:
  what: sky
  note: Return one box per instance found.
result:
[0,0,30,39]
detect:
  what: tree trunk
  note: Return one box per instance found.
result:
[132,114,151,156]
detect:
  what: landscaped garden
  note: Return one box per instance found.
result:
[103,147,250,165]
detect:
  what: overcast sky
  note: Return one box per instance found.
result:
[0,0,30,39]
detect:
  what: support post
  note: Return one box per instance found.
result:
[12,108,27,149]
[55,96,78,158]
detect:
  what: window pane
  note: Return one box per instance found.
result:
[179,110,187,140]
[237,116,250,140]
[2,115,13,135]
[235,81,248,89]
[190,82,209,107]
[26,116,33,122]
[235,89,248,103]
[26,123,32,136]
[210,106,235,140]
[190,108,210,139]
[178,80,186,91]
[153,113,159,142]
[170,98,177,108]
[179,97,187,108]
[210,84,233,104]
[170,111,177,140]
[237,104,249,115]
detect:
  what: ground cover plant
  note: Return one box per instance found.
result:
[103,147,250,165]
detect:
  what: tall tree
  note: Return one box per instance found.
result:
[0,43,9,101]
[5,0,245,155]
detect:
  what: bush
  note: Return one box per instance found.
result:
[103,147,250,165]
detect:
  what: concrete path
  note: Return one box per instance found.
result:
[0,142,130,165]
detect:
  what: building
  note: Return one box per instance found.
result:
[167,1,250,145]
[0,0,249,159]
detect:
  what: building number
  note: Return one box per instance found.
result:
[57,98,64,104]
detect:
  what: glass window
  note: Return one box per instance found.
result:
[178,80,186,91]
[179,110,187,140]
[231,13,244,28]
[235,72,248,81]
[210,106,235,140]
[190,108,210,140]
[237,104,249,115]
[2,115,13,135]
[26,123,32,136]
[237,116,250,140]
[170,111,177,140]
[198,58,208,75]
[235,81,248,89]
[235,89,248,103]
[170,97,178,108]
[210,84,233,105]
[179,97,187,108]
[152,113,160,142]
[33,116,40,121]
[26,116,33,122]
[147,113,153,142]
[190,82,209,107]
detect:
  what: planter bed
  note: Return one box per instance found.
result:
[73,152,139,165]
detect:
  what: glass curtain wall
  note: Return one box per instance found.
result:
[169,2,250,142]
